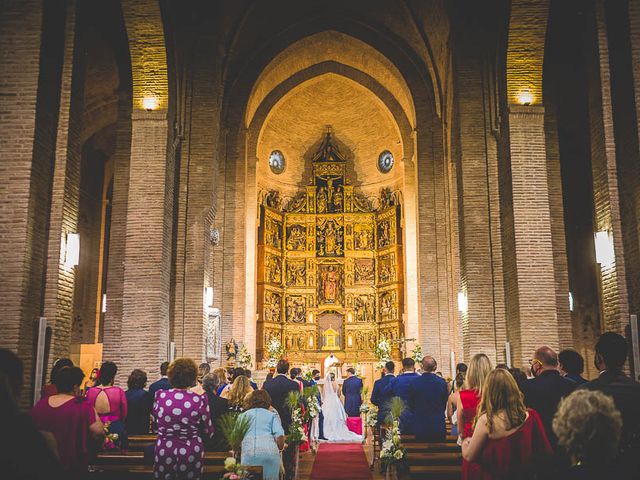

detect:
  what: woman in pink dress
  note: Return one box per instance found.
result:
[31,366,105,477]
[86,361,128,445]
[462,368,552,479]
[153,358,214,480]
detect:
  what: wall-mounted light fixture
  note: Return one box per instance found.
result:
[142,95,159,111]
[204,287,214,308]
[64,232,80,268]
[594,230,615,266]
[102,294,107,313]
[517,90,534,106]
[568,292,574,312]
[457,291,468,314]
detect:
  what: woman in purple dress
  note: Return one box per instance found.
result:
[153,358,214,480]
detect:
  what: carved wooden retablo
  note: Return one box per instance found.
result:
[257,131,403,363]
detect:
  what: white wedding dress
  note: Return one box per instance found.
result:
[321,374,362,442]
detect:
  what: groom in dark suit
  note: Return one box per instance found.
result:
[262,359,299,480]
[342,367,363,417]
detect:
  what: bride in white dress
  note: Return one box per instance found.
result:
[321,373,362,442]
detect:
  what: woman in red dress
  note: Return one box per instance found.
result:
[457,353,492,478]
[461,368,552,479]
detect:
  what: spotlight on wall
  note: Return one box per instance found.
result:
[517,90,534,106]
[568,292,574,312]
[64,232,80,268]
[594,230,615,266]
[204,287,214,308]
[457,291,468,313]
[102,294,107,313]
[142,95,159,111]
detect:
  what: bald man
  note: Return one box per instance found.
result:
[407,356,448,442]
[522,346,576,447]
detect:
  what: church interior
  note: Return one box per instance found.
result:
[2,0,640,408]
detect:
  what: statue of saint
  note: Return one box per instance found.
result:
[324,222,336,254]
[321,266,338,302]
[317,188,328,213]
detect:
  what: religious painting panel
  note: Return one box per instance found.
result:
[315,174,344,214]
[263,290,282,324]
[379,290,398,322]
[377,217,394,249]
[286,224,306,251]
[378,253,396,284]
[316,217,344,257]
[264,216,282,249]
[286,260,306,286]
[285,295,306,323]
[354,294,375,323]
[317,263,344,305]
[353,223,374,250]
[265,253,282,284]
[354,258,375,285]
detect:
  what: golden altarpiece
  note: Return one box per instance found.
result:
[257,133,403,365]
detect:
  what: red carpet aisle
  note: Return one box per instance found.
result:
[309,443,373,480]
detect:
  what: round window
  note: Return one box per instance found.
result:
[269,150,285,174]
[378,150,394,173]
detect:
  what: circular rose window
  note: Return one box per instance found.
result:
[378,150,394,173]
[269,150,285,174]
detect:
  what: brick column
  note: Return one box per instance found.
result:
[43,1,84,360]
[117,109,170,382]
[585,2,630,334]
[0,0,67,402]
[505,105,560,367]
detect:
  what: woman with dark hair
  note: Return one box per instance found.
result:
[125,369,152,434]
[83,367,99,393]
[202,373,229,451]
[86,361,128,445]
[41,358,74,398]
[31,366,105,477]
[153,358,214,480]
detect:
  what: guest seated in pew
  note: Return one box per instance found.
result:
[125,369,152,435]
[31,365,105,477]
[407,356,448,442]
[462,368,552,479]
[153,358,214,480]
[1,348,63,480]
[41,357,73,398]
[553,389,629,479]
[86,361,128,447]
[238,389,285,480]
[202,372,230,451]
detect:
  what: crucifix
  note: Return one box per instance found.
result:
[391,336,416,358]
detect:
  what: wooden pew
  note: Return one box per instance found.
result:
[404,442,461,454]
[400,434,458,443]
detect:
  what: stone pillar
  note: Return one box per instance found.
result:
[117,109,170,381]
[505,105,560,367]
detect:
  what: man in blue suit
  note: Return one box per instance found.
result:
[383,357,419,434]
[371,360,395,427]
[342,367,363,417]
[408,355,448,442]
[149,361,170,397]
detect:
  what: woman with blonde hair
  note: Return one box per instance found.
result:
[457,353,492,440]
[224,375,253,412]
[190,362,210,395]
[461,368,551,479]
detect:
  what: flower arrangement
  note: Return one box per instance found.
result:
[303,370,314,381]
[222,456,251,480]
[102,422,119,450]
[265,337,284,368]
[236,344,252,368]
[375,338,392,369]
[380,396,406,465]
[359,386,370,414]
[411,344,423,364]
[365,406,378,428]
[305,394,321,421]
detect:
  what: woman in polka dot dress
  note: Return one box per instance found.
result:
[153,359,215,480]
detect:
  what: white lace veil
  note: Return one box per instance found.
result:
[323,372,337,399]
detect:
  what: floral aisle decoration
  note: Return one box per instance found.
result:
[302,386,321,422]
[102,422,120,450]
[265,337,284,368]
[286,390,307,477]
[411,344,423,364]
[359,386,370,414]
[380,396,406,479]
[222,457,251,480]
[375,338,392,369]
[236,344,252,369]
[218,412,251,461]
[365,406,378,429]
